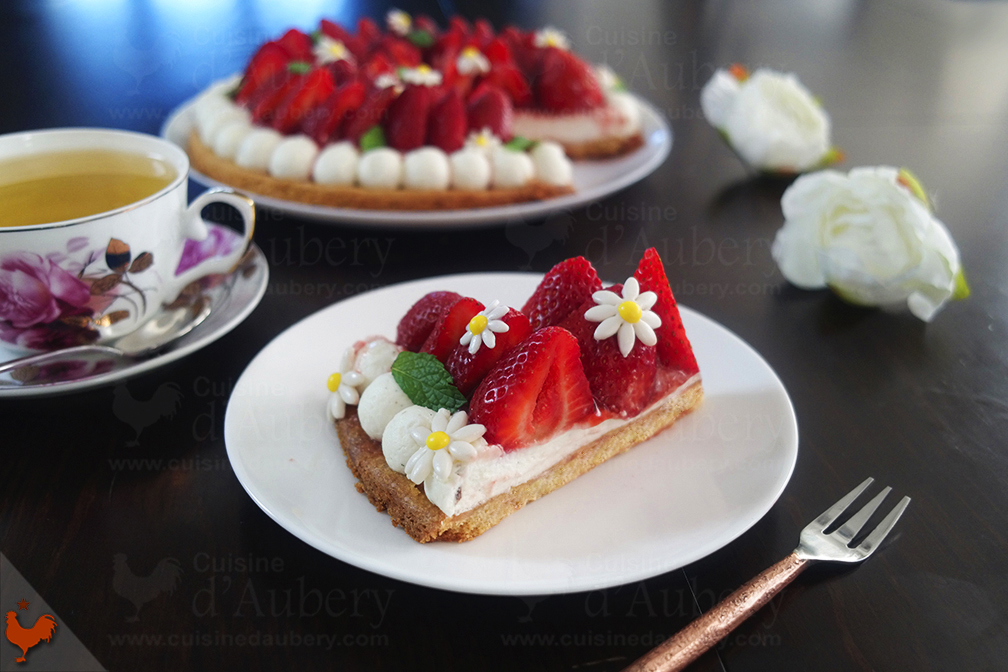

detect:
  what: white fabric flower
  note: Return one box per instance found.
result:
[399,65,442,87]
[459,300,510,354]
[404,409,485,484]
[534,27,570,50]
[772,166,965,321]
[456,46,491,75]
[585,277,662,357]
[313,36,353,65]
[326,347,366,420]
[465,127,501,157]
[386,9,411,36]
[702,67,831,172]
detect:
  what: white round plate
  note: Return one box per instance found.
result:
[0,242,268,398]
[224,273,798,595]
[162,92,671,228]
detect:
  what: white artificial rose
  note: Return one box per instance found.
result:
[771,166,967,321]
[702,67,832,172]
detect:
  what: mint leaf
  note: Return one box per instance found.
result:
[288,61,312,74]
[359,125,387,152]
[310,29,322,44]
[407,29,435,48]
[391,351,466,413]
[504,136,535,152]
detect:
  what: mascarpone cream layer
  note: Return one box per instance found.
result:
[513,92,641,144]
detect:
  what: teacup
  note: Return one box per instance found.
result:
[0,128,254,353]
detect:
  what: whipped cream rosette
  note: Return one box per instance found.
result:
[701,65,841,174]
[771,166,969,321]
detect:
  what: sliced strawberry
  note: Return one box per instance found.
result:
[236,42,289,105]
[501,27,541,79]
[560,289,657,416]
[271,67,336,133]
[522,256,602,330]
[447,307,532,396]
[384,84,433,151]
[342,85,397,143]
[250,69,303,124]
[277,28,313,61]
[633,248,699,375]
[484,37,512,66]
[537,47,606,112]
[301,80,366,145]
[473,19,495,47]
[325,58,358,87]
[420,297,484,363]
[469,327,595,450]
[379,35,422,67]
[360,52,396,87]
[481,63,532,107]
[319,19,367,60]
[430,30,463,71]
[357,17,381,48]
[467,85,513,138]
[395,291,462,352]
[448,16,471,38]
[426,89,466,152]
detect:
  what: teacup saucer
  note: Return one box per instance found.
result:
[0,239,268,398]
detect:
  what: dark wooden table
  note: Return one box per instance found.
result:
[3,1,1007,670]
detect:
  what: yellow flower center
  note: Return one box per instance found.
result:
[468,314,488,335]
[426,431,450,451]
[462,46,480,59]
[327,372,341,392]
[618,300,642,323]
[417,64,432,75]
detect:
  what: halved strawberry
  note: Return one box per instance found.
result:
[236,42,289,105]
[342,85,397,143]
[430,30,463,71]
[384,84,433,151]
[379,35,422,67]
[467,85,513,138]
[484,37,512,66]
[250,68,303,124]
[360,52,396,88]
[357,17,381,48]
[301,80,366,146]
[633,248,699,375]
[272,67,336,133]
[522,256,602,330]
[481,63,532,108]
[277,28,313,61]
[448,16,472,38]
[473,19,495,47]
[447,307,532,396]
[469,327,595,450]
[537,47,605,112]
[426,89,466,152]
[420,297,484,363]
[560,289,657,416]
[414,15,440,38]
[501,27,541,79]
[326,58,358,87]
[395,291,462,351]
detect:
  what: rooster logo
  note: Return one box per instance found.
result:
[112,33,182,96]
[112,555,183,623]
[113,382,183,446]
[505,210,575,269]
[5,601,57,664]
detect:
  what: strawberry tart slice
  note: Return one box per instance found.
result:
[185,10,644,210]
[327,249,702,542]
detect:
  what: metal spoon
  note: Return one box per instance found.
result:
[0,297,212,381]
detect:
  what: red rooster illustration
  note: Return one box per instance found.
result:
[113,382,183,446]
[5,610,57,663]
[112,555,183,622]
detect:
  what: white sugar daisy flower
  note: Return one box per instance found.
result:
[400,64,443,87]
[460,300,510,354]
[404,409,485,484]
[456,46,490,75]
[313,36,353,65]
[387,9,411,36]
[326,347,366,420]
[534,27,570,50]
[585,277,662,357]
[465,127,501,157]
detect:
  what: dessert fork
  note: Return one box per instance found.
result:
[623,477,910,672]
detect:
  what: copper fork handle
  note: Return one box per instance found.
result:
[622,552,809,672]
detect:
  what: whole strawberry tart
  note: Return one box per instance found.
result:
[326,248,702,542]
[186,10,644,210]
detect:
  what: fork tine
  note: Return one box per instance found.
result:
[810,477,874,530]
[856,495,911,557]
[834,486,891,543]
